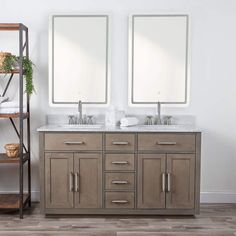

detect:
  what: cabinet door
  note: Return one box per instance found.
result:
[137,154,166,209]
[166,154,195,209]
[74,153,102,208]
[45,153,74,208]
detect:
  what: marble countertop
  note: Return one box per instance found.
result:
[37,124,201,133]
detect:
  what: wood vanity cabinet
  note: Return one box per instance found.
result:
[39,131,201,215]
[44,152,102,209]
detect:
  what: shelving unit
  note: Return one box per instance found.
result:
[0,23,31,219]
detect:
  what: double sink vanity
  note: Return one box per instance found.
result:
[38,124,201,216]
[39,13,201,216]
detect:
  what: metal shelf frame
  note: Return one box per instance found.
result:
[0,23,31,219]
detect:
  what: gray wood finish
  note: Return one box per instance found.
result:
[45,133,103,151]
[105,173,135,190]
[105,133,135,151]
[45,153,74,209]
[137,154,166,209]
[138,133,195,152]
[105,154,135,171]
[166,154,195,209]
[40,131,201,215]
[1,203,236,236]
[105,192,135,209]
[74,153,102,209]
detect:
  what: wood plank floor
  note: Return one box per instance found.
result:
[0,204,236,235]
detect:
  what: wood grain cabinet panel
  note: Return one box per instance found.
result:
[137,154,166,209]
[105,133,135,151]
[45,153,74,209]
[45,133,102,151]
[105,154,135,171]
[138,133,195,152]
[74,153,102,209]
[105,173,135,190]
[40,131,201,215]
[166,154,195,209]
[105,192,135,209]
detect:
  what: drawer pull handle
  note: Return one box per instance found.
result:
[162,173,166,192]
[157,141,177,145]
[167,173,171,192]
[69,172,74,192]
[112,141,129,145]
[111,200,129,204]
[74,172,79,192]
[64,141,84,145]
[111,180,128,184]
[111,161,129,165]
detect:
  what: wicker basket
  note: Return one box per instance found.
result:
[4,143,20,158]
[0,52,11,69]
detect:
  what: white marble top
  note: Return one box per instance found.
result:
[37,124,201,133]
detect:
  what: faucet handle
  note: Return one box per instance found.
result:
[146,116,154,125]
[87,115,94,125]
[68,115,76,124]
[164,116,172,125]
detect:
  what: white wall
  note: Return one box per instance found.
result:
[1,0,236,203]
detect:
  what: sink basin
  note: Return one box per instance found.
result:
[58,124,102,129]
[138,125,188,130]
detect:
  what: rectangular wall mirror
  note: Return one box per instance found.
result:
[129,15,189,105]
[49,15,110,106]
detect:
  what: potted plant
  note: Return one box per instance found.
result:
[0,52,35,95]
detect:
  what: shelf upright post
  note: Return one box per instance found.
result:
[18,24,24,219]
[25,26,31,207]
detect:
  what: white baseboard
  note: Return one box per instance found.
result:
[201,192,236,203]
[1,191,236,204]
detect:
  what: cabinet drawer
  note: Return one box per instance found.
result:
[45,133,102,151]
[105,192,134,209]
[105,154,134,171]
[105,133,135,151]
[105,173,135,190]
[138,133,195,152]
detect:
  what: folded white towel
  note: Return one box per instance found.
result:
[0,96,9,104]
[0,101,21,108]
[0,107,26,114]
[120,117,139,127]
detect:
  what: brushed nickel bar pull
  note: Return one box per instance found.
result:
[157,141,177,145]
[112,141,129,145]
[111,161,129,165]
[111,180,128,184]
[111,200,129,204]
[74,172,79,192]
[64,141,84,145]
[69,172,74,192]
[162,173,166,192]
[167,173,171,192]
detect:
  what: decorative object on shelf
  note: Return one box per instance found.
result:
[0,52,35,95]
[0,52,11,68]
[4,143,20,158]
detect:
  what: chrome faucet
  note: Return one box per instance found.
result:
[78,100,83,124]
[156,101,162,125]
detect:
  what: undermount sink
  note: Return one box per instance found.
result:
[58,124,102,129]
[138,125,188,130]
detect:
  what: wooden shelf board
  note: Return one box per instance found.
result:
[0,153,29,164]
[0,113,28,119]
[0,69,20,74]
[0,24,20,31]
[0,194,29,209]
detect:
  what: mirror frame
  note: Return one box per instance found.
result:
[49,14,111,107]
[128,14,189,106]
